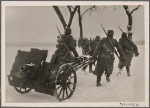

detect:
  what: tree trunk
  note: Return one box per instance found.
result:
[78,6,83,40]
[123,5,141,40]
[53,6,67,29]
[127,15,133,39]
[77,6,84,54]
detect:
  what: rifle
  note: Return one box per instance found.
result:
[55,24,74,58]
[88,38,91,51]
[101,25,121,61]
[118,26,123,32]
[118,26,138,55]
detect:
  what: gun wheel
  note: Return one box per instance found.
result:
[54,64,77,101]
[14,87,32,94]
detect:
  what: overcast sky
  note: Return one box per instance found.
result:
[5,5,144,45]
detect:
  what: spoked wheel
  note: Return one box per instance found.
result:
[14,86,32,94]
[54,64,77,101]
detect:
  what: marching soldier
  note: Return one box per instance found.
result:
[60,27,79,57]
[92,30,126,87]
[82,35,101,73]
[88,35,101,73]
[118,32,139,76]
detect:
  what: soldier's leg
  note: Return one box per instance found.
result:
[95,58,107,87]
[117,61,125,76]
[105,66,112,83]
[82,65,88,72]
[126,66,131,76]
[118,62,125,70]
[89,63,93,73]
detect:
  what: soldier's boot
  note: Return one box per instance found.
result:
[96,83,101,87]
[89,70,93,73]
[117,68,123,76]
[126,66,131,76]
[106,74,111,83]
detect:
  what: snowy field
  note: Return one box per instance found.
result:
[4,45,146,104]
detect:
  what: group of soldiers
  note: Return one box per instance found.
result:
[49,26,139,87]
[78,36,101,73]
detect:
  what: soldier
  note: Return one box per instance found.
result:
[88,36,101,73]
[95,35,101,44]
[82,36,101,73]
[60,27,79,58]
[92,30,126,87]
[118,32,139,76]
[49,27,79,71]
[48,39,62,72]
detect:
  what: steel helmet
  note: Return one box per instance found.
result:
[95,35,100,41]
[65,27,71,34]
[107,30,114,36]
[121,32,127,38]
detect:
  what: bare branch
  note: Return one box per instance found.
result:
[67,6,78,28]
[72,6,78,14]
[67,6,72,13]
[53,6,67,29]
[123,5,130,16]
[70,6,79,12]
[130,5,141,15]
[81,6,95,18]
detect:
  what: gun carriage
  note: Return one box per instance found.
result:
[8,48,93,101]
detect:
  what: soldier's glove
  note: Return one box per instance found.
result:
[134,52,139,57]
[91,56,97,61]
[120,58,126,66]
[91,56,97,63]
[75,57,83,63]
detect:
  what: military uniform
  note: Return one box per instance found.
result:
[82,36,101,73]
[89,36,101,55]
[118,32,139,76]
[88,36,101,72]
[49,27,79,71]
[93,30,126,87]
[60,28,79,58]
[49,50,61,71]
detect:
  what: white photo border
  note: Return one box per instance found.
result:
[1,1,149,107]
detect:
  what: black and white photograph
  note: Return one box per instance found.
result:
[1,1,149,107]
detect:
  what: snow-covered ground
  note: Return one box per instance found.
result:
[3,45,147,105]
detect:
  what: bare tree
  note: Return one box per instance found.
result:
[53,6,78,30]
[123,5,141,39]
[76,6,96,54]
[77,6,96,40]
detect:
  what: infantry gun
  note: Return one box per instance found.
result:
[7,26,94,102]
